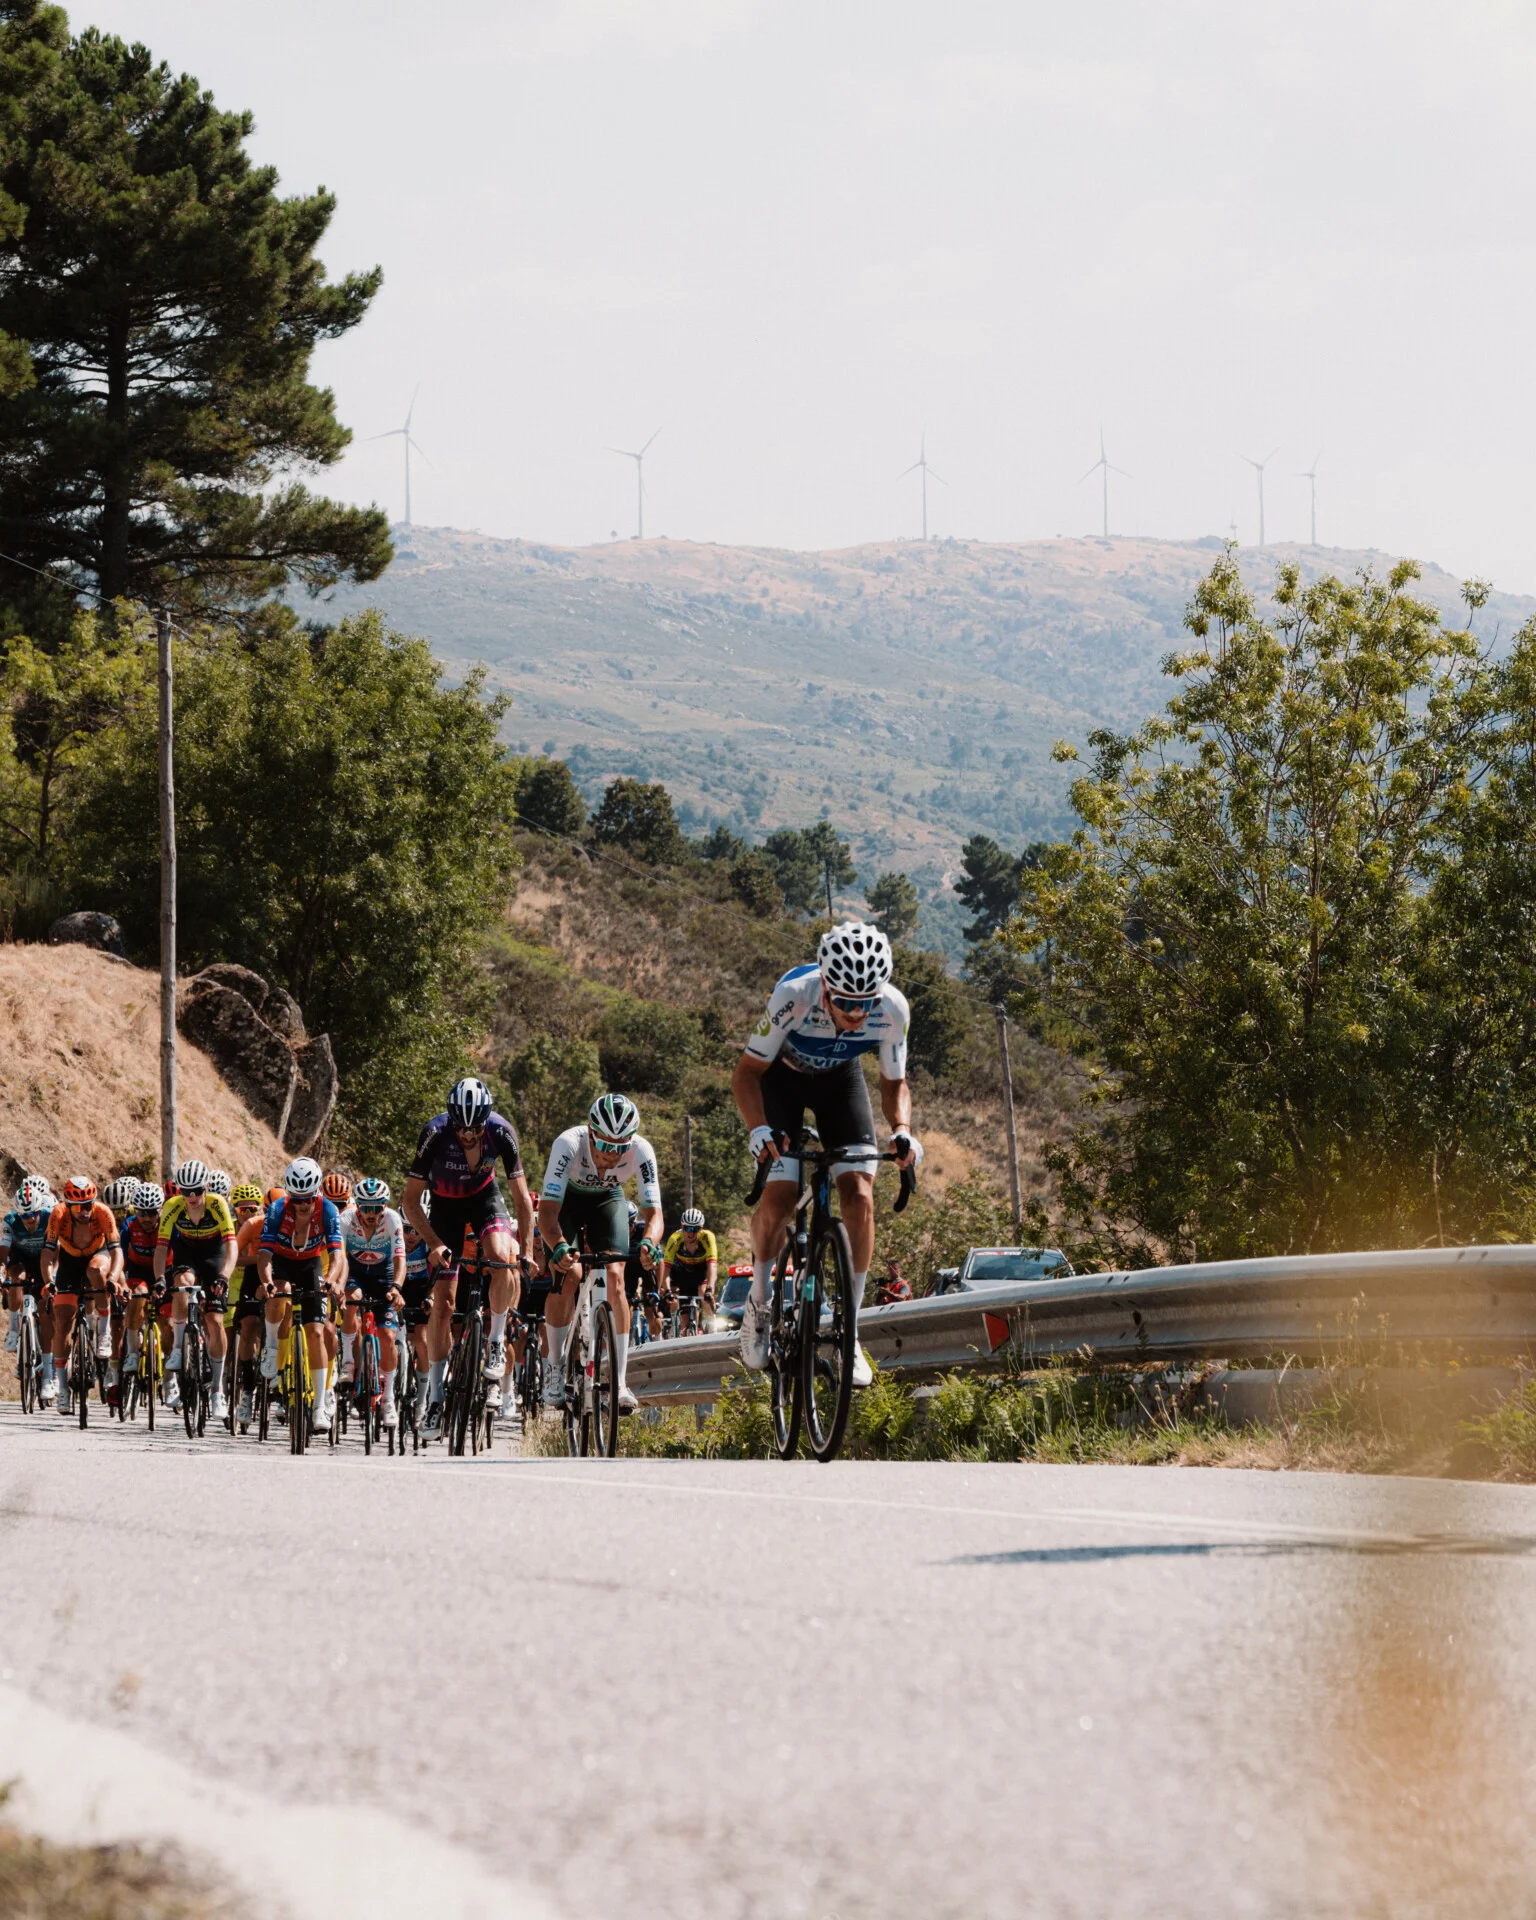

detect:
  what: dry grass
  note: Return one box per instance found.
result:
[0,1797,236,1920]
[0,945,284,1187]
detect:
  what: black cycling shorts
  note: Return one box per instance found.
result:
[428,1185,512,1271]
[518,1278,551,1325]
[554,1188,629,1261]
[167,1244,229,1311]
[348,1280,401,1331]
[401,1271,435,1329]
[759,1056,879,1180]
[667,1266,711,1299]
[230,1268,267,1324]
[6,1248,44,1296]
[268,1253,329,1324]
[51,1247,111,1301]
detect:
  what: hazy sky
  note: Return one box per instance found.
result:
[81,0,1536,588]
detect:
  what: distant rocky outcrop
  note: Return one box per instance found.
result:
[177,965,337,1155]
[48,911,125,957]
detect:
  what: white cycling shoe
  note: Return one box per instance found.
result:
[541,1375,567,1412]
[850,1343,873,1389]
[484,1378,502,1412]
[260,1347,278,1381]
[236,1390,254,1430]
[40,1374,57,1405]
[739,1298,771,1371]
[484,1339,506,1381]
[57,1383,73,1415]
[381,1397,398,1431]
[209,1386,228,1421]
[163,1372,181,1411]
[618,1385,639,1415]
[4,1321,19,1354]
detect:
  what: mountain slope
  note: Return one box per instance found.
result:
[323,529,1534,944]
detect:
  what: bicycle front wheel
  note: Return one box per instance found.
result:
[182,1327,205,1440]
[448,1320,480,1458]
[75,1328,90,1430]
[359,1338,377,1457]
[17,1311,36,1415]
[564,1327,584,1456]
[769,1241,803,1461]
[801,1222,856,1463]
[145,1326,158,1432]
[591,1302,620,1458]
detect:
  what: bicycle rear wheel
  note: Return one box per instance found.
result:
[591,1302,620,1458]
[289,1340,308,1456]
[182,1326,206,1439]
[75,1325,90,1429]
[448,1319,480,1457]
[769,1242,803,1460]
[801,1222,856,1463]
[145,1324,159,1432]
[257,1371,270,1443]
[359,1338,377,1457]
[563,1326,583,1456]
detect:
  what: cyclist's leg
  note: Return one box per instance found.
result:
[473,1187,520,1393]
[814,1059,881,1369]
[375,1300,400,1427]
[199,1258,230,1416]
[262,1280,290,1380]
[88,1257,114,1362]
[340,1288,362,1384]
[422,1193,470,1418]
[742,1059,806,1365]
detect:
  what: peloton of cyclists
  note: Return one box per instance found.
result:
[538,1092,663,1416]
[732,919,922,1388]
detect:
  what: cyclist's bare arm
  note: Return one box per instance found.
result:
[537,1198,577,1273]
[402,1175,441,1258]
[880,1075,915,1165]
[731,1051,777,1155]
[503,1163,535,1255]
[704,1259,718,1297]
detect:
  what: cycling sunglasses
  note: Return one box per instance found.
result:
[356,1202,385,1216]
[590,1135,628,1154]
[828,993,878,1015]
[181,1185,207,1199]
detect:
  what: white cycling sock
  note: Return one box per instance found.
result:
[6,1309,16,1337]
[263,1318,279,1352]
[614,1328,629,1391]
[750,1259,772,1306]
[850,1273,868,1340]
[380,1368,395,1405]
[547,1318,572,1372]
[42,1353,55,1381]
[95,1313,112,1356]
[340,1332,355,1371]
[125,1326,141,1359]
[312,1360,329,1403]
[170,1323,185,1361]
[427,1358,446,1402]
[489,1310,508,1343]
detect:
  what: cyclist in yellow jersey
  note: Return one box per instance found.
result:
[154,1157,238,1419]
[660,1208,718,1332]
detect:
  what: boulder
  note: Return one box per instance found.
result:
[263,986,306,1044]
[285,1035,337,1156]
[48,912,125,957]
[190,963,270,1015]
[177,982,298,1136]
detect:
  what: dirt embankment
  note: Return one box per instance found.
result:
[1,944,284,1188]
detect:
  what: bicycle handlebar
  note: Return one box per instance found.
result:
[744,1142,917,1214]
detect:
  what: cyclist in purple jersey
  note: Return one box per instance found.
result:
[402,1077,535,1434]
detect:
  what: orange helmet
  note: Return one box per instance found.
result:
[62,1175,97,1205]
[321,1172,352,1205]
[266,1185,285,1206]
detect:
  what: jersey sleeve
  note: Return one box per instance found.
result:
[388,1210,405,1257]
[44,1203,65,1249]
[492,1115,524,1180]
[632,1139,662,1209]
[155,1198,178,1246]
[743,971,809,1065]
[321,1198,343,1253]
[877,984,911,1080]
[540,1128,579,1202]
[408,1117,444,1182]
[702,1231,718,1262]
[212,1197,236,1242]
[0,1213,13,1252]
[259,1199,285,1254]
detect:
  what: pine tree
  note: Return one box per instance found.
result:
[0,7,390,612]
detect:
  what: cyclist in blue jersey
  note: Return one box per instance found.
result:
[732,920,922,1387]
[338,1178,407,1432]
[3,1177,54,1395]
[256,1157,348,1434]
[402,1077,535,1435]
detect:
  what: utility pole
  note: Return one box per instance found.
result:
[994,1003,1023,1238]
[824,862,834,921]
[157,610,177,1181]
[682,1114,694,1212]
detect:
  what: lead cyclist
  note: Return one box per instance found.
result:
[731,919,922,1386]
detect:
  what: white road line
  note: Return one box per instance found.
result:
[0,1683,554,1920]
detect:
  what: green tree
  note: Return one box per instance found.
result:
[955,835,1025,941]
[589,777,684,864]
[596,994,702,1097]
[895,945,971,1082]
[0,8,388,611]
[729,850,780,917]
[1011,552,1493,1259]
[699,823,746,863]
[501,1033,602,1173]
[674,1088,753,1237]
[61,610,521,1170]
[804,819,856,916]
[867,870,919,941]
[517,758,587,837]
[762,826,822,914]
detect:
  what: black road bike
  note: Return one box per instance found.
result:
[12,1289,44,1415]
[443,1258,495,1458]
[555,1249,621,1459]
[168,1275,213,1440]
[747,1136,915,1464]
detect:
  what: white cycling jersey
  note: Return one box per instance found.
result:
[541,1126,662,1208]
[744,963,910,1077]
[340,1204,405,1275]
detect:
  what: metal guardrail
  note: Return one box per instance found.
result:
[624,1244,1536,1405]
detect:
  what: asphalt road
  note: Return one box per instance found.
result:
[3,1407,1536,1918]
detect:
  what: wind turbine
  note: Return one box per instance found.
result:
[898,430,945,540]
[1079,427,1129,538]
[1298,453,1321,546]
[1242,447,1280,547]
[368,386,432,527]
[610,428,662,539]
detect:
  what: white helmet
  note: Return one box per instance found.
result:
[101,1176,139,1213]
[818,919,893,997]
[135,1182,165,1214]
[589,1092,640,1143]
[681,1207,705,1232]
[284,1156,323,1198]
[17,1175,51,1212]
[206,1169,232,1200]
[174,1157,210,1194]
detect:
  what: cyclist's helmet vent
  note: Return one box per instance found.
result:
[818,919,893,996]
[62,1175,97,1205]
[589,1092,640,1142]
[230,1182,264,1207]
[174,1158,210,1193]
[206,1169,232,1199]
[284,1157,324,1199]
[101,1176,138,1212]
[135,1182,165,1214]
[681,1207,705,1231]
[354,1176,391,1206]
[321,1172,353,1205]
[447,1076,494,1131]
[17,1175,52,1211]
